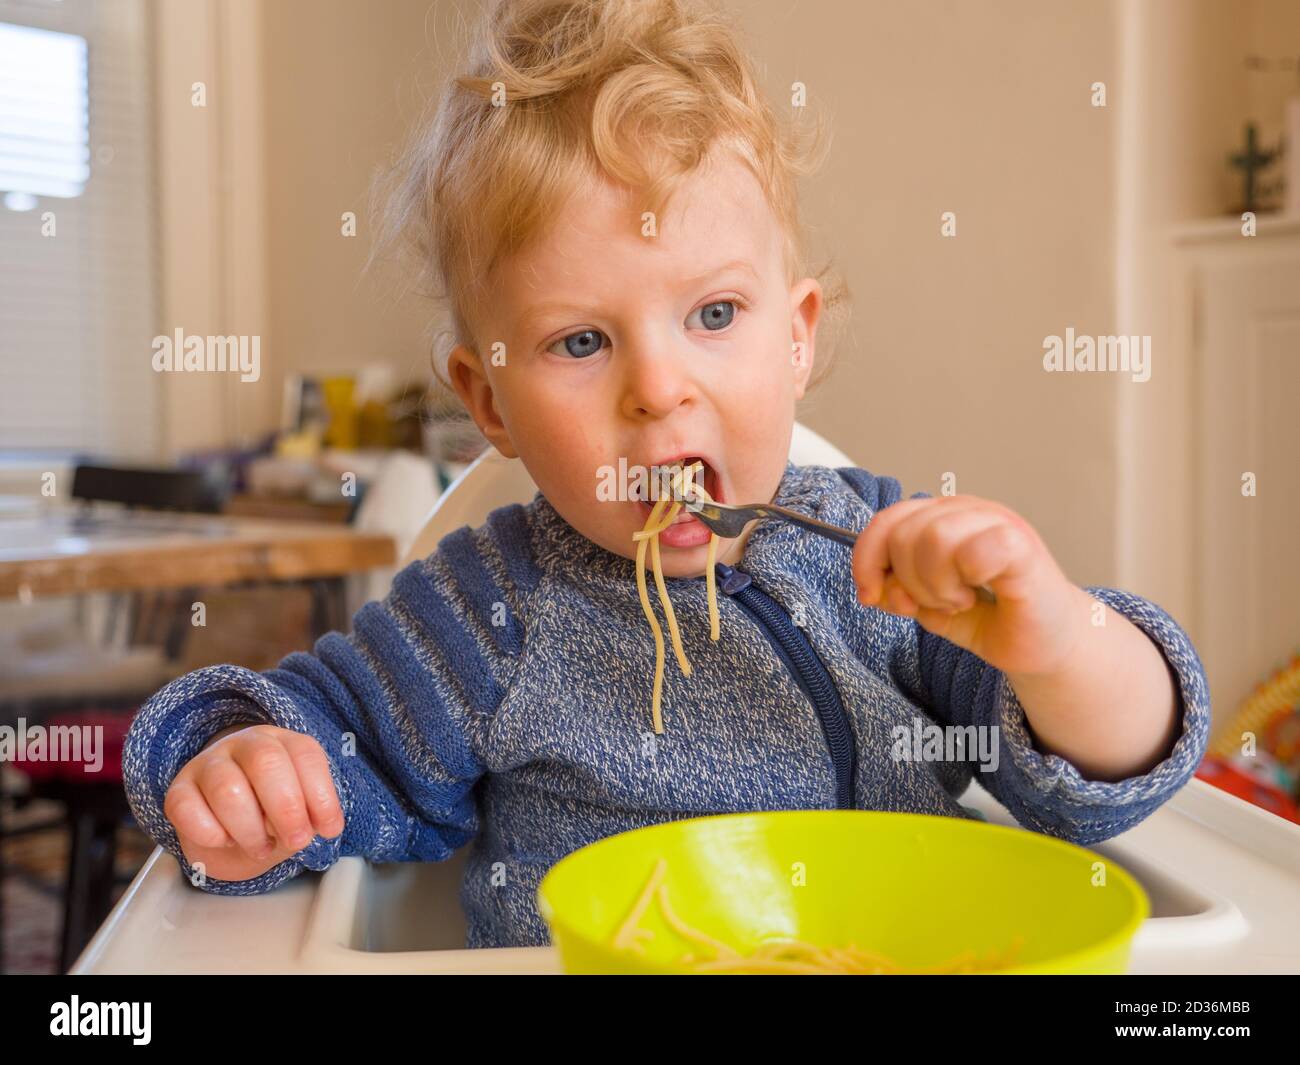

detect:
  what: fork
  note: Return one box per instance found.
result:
[680,493,997,605]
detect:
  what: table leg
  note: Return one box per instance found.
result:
[309,577,351,639]
[59,790,120,974]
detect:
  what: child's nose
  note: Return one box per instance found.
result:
[619,343,697,419]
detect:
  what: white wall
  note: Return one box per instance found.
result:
[149,0,1299,714]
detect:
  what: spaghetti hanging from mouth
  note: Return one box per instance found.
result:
[631,461,722,734]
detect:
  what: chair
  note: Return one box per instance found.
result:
[70,465,228,514]
[348,451,441,609]
[401,420,855,566]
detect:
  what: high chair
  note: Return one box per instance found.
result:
[72,429,1300,973]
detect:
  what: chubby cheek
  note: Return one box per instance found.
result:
[721,341,799,494]
[500,381,611,527]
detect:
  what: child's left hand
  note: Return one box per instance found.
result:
[852,495,1092,677]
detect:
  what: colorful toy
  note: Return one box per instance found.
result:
[1200,653,1300,823]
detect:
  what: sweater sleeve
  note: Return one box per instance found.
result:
[834,466,1212,843]
[910,587,1210,843]
[122,506,538,895]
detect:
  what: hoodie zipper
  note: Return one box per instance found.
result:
[714,562,856,809]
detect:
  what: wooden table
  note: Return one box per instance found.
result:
[0,510,397,973]
[222,493,354,525]
[0,511,395,601]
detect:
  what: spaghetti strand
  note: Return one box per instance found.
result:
[632,461,721,732]
[613,862,1026,974]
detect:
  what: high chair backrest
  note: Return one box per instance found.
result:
[401,420,856,567]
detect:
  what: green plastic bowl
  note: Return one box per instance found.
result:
[536,810,1149,974]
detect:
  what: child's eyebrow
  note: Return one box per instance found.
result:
[515,300,591,330]
[682,257,760,286]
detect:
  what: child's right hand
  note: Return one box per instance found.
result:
[163,724,345,884]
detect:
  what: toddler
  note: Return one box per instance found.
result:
[124,0,1210,949]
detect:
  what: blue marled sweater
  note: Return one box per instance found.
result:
[122,461,1211,948]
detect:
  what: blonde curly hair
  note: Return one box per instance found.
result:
[373,0,849,394]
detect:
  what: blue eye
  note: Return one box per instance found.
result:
[548,328,607,359]
[689,300,738,331]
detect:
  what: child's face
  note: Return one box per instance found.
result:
[450,149,822,577]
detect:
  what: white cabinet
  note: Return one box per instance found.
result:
[1173,215,1300,722]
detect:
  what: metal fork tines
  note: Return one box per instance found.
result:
[683,496,859,546]
[679,493,997,604]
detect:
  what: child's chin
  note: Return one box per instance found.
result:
[652,536,723,578]
[612,533,716,576]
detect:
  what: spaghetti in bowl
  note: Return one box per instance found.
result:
[536,809,1149,974]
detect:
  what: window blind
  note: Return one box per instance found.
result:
[0,0,159,459]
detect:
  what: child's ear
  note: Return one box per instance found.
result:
[792,339,813,400]
[790,278,823,400]
[447,343,519,459]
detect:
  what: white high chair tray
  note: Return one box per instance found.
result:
[71,777,1300,974]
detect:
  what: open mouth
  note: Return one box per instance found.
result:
[634,455,720,525]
